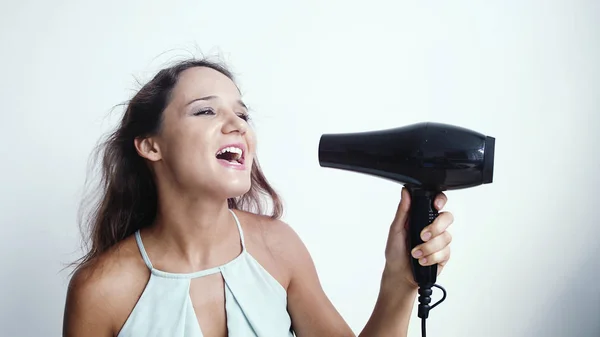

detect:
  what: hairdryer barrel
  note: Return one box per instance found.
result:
[318,122,496,313]
[318,122,495,191]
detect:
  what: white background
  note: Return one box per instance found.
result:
[1,1,599,336]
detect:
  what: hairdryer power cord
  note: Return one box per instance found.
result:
[418,283,447,337]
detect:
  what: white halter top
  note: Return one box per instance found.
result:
[117,209,295,336]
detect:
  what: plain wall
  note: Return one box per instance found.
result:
[0,0,598,336]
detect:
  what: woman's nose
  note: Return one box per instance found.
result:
[222,112,247,135]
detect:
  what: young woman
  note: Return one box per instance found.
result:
[62,59,454,337]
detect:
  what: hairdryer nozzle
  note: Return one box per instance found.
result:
[482,136,495,184]
[318,122,495,191]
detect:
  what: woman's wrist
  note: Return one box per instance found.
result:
[380,266,418,310]
[359,266,419,337]
[382,261,418,290]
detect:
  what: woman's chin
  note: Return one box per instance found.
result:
[185,175,252,201]
[221,182,252,199]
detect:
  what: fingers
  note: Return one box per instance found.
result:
[421,211,454,242]
[391,190,447,233]
[410,211,453,265]
[411,231,452,266]
[421,245,451,267]
[434,192,448,211]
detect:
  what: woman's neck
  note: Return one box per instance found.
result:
[146,192,239,270]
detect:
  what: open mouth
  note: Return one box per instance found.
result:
[215,145,245,165]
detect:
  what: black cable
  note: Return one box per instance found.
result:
[418,283,447,337]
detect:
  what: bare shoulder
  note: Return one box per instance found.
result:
[232,209,353,336]
[63,236,149,337]
[232,210,311,289]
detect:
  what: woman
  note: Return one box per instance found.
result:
[62,58,453,337]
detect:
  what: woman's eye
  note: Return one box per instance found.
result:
[193,108,215,116]
[192,108,249,121]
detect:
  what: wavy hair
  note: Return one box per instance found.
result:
[70,58,283,274]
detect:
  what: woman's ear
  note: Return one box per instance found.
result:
[134,136,162,162]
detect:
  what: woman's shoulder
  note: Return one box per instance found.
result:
[63,235,149,335]
[233,210,314,288]
[234,209,307,255]
[68,235,148,292]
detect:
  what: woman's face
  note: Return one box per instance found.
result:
[137,66,256,200]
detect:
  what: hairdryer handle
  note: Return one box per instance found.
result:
[408,189,439,287]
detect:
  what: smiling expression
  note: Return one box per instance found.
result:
[136,66,256,199]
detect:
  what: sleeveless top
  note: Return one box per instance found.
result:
[117,209,295,337]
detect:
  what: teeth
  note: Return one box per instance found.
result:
[217,146,243,161]
[217,146,243,155]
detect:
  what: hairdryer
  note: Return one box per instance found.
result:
[318,122,495,336]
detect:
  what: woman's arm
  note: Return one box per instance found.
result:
[282,227,356,336]
[62,266,115,337]
[358,267,419,336]
[283,228,418,337]
[282,189,452,337]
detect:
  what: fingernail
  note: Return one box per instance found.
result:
[422,232,432,241]
[413,250,423,258]
[419,258,427,265]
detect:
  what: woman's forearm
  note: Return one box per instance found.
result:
[358,268,418,337]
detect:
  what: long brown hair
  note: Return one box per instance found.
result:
[71,58,283,274]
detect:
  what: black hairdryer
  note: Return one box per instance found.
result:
[318,122,495,336]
